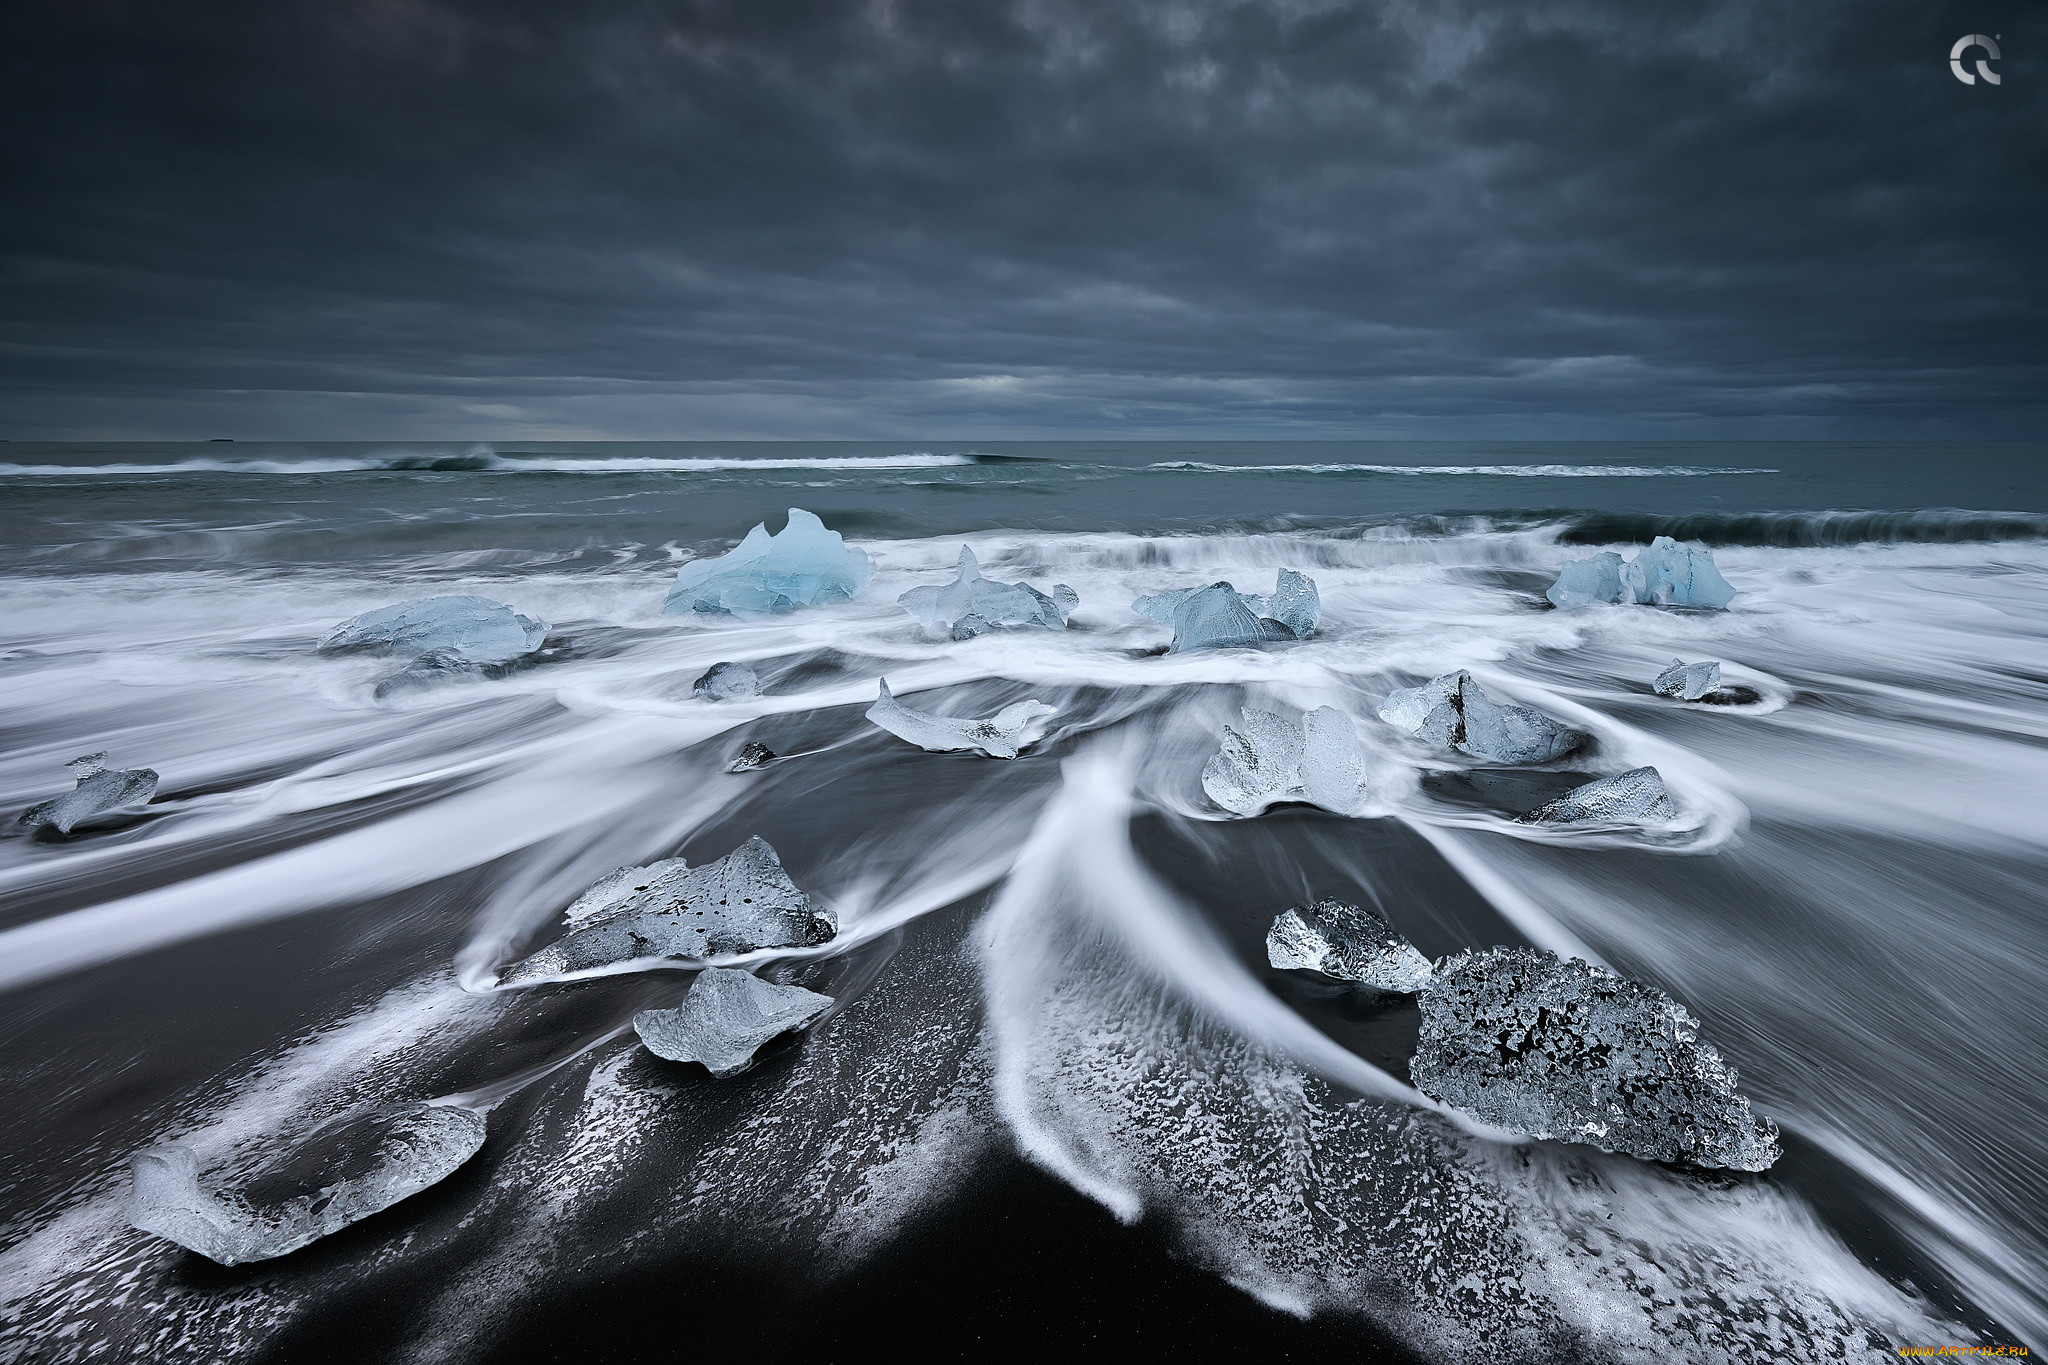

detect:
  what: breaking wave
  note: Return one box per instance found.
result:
[0,450,984,478]
[1558,508,2048,547]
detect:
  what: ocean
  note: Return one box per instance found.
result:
[0,441,2043,1362]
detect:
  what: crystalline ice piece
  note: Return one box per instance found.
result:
[1266,899,1433,993]
[1653,659,1722,701]
[1377,671,1588,764]
[1411,946,1780,1170]
[1132,571,1320,652]
[1623,536,1736,609]
[497,836,836,985]
[663,509,872,619]
[865,679,1055,760]
[898,546,1076,638]
[633,967,834,1077]
[1243,569,1322,640]
[694,661,761,700]
[126,1101,487,1265]
[1298,706,1368,816]
[1519,766,1676,825]
[1545,552,1626,609]
[728,741,775,773]
[321,595,547,664]
[1200,707,1307,814]
[18,753,159,835]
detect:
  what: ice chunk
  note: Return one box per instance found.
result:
[865,678,1055,759]
[728,741,775,772]
[1201,705,1366,816]
[1547,539,1734,610]
[1131,571,1320,652]
[321,595,546,664]
[18,753,159,835]
[694,661,761,700]
[127,1102,487,1265]
[1243,569,1321,640]
[1377,671,1588,764]
[633,967,834,1077]
[898,546,1076,638]
[497,836,835,985]
[1653,658,1722,701]
[1266,899,1433,993]
[1298,706,1368,815]
[1411,946,1780,1170]
[1519,766,1676,825]
[663,509,872,618]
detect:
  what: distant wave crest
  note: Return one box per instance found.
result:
[1147,461,1779,477]
[0,450,981,477]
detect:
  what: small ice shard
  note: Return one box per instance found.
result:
[1653,659,1722,701]
[1411,946,1780,1170]
[1377,671,1588,764]
[663,509,872,618]
[321,595,547,664]
[18,753,159,835]
[865,678,1055,759]
[126,1102,487,1265]
[1200,705,1366,816]
[898,546,1077,638]
[694,661,761,700]
[633,967,834,1077]
[1547,538,1734,610]
[1131,570,1320,652]
[1518,766,1676,825]
[1266,900,1433,993]
[728,741,775,773]
[498,836,835,985]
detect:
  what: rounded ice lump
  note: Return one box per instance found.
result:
[1377,670,1588,765]
[898,545,1077,638]
[694,661,762,700]
[18,752,158,835]
[1653,658,1723,701]
[1131,569,1319,652]
[1266,899,1432,993]
[319,594,547,665]
[1201,705,1367,816]
[664,508,872,618]
[1517,766,1676,825]
[633,967,834,1077]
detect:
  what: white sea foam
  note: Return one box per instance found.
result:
[0,451,978,477]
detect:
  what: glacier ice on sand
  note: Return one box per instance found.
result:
[633,967,834,1077]
[1518,766,1676,825]
[898,546,1078,638]
[1654,659,1722,701]
[663,508,872,618]
[1266,899,1433,993]
[127,1102,487,1265]
[1378,670,1588,765]
[694,661,761,700]
[497,836,836,985]
[1547,537,1735,610]
[1131,569,1320,652]
[1410,946,1780,1171]
[1201,705,1367,816]
[320,594,547,665]
[18,752,158,835]
[866,678,1056,759]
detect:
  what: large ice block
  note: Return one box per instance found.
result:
[1544,552,1625,609]
[1377,671,1588,764]
[1266,899,1433,993]
[18,752,158,835]
[497,836,835,985]
[1518,766,1676,825]
[865,679,1055,759]
[1411,946,1780,1170]
[1131,570,1320,652]
[127,1102,487,1265]
[694,661,761,700]
[1653,659,1722,701]
[1547,538,1734,610]
[898,546,1077,638]
[663,509,872,618]
[1200,705,1366,816]
[1244,569,1321,640]
[320,595,546,664]
[633,967,834,1077]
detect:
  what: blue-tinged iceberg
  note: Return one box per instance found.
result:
[866,679,1055,759]
[18,752,158,835]
[1411,946,1780,1170]
[1378,670,1588,764]
[899,546,1077,638]
[1547,537,1735,610]
[664,509,872,618]
[1518,766,1676,825]
[127,1102,487,1265]
[1132,569,1320,652]
[1266,899,1433,993]
[633,967,834,1077]
[1201,705,1367,816]
[320,595,547,664]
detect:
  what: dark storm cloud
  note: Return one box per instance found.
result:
[0,0,2041,438]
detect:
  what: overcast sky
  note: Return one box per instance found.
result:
[1,0,2041,440]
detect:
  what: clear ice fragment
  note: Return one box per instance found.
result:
[1298,706,1368,815]
[1131,571,1320,652]
[1547,539,1734,610]
[663,509,872,618]
[633,967,834,1077]
[320,595,547,664]
[1411,946,1780,1170]
[1545,552,1626,609]
[1244,569,1322,639]
[1266,899,1433,993]
[1653,659,1722,701]
[1200,707,1307,814]
[728,741,775,772]
[694,661,761,700]
[865,678,1055,759]
[18,753,159,834]
[1518,766,1676,825]
[1378,671,1588,764]
[498,836,835,985]
[126,1102,487,1265]
[898,546,1076,637]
